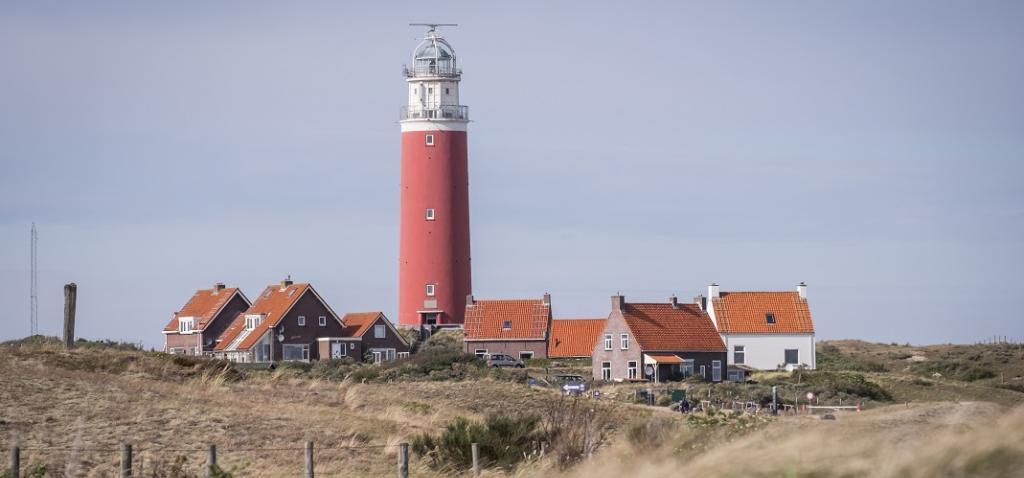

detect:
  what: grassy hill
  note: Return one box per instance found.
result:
[1,337,1022,477]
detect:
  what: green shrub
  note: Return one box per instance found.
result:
[817,344,887,372]
[961,368,996,382]
[310,358,357,380]
[911,360,996,382]
[412,414,542,471]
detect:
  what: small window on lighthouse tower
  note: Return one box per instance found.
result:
[425,284,436,297]
[425,208,436,221]
[425,134,434,146]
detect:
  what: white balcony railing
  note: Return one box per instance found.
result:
[400,104,469,121]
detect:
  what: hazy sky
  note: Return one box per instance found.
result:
[2,1,1022,348]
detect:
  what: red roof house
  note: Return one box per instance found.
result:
[163,283,250,355]
[463,294,552,360]
[548,318,606,359]
[315,312,411,363]
[593,295,726,383]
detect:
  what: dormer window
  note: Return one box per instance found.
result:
[178,317,195,334]
[245,315,262,331]
[502,320,512,330]
[766,313,776,324]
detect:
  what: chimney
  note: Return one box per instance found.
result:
[466,294,475,306]
[280,275,294,289]
[611,294,625,311]
[669,295,679,309]
[693,293,706,311]
[213,282,226,294]
[542,292,551,305]
[797,282,807,300]
[708,283,720,299]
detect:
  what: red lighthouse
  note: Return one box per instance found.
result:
[398,24,472,328]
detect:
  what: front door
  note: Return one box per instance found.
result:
[331,342,343,359]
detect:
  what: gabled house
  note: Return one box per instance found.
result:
[213,278,345,363]
[463,294,552,360]
[593,295,726,383]
[548,318,606,359]
[317,312,411,363]
[163,283,251,355]
[703,282,816,372]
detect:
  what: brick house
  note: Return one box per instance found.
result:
[316,312,411,363]
[162,283,250,355]
[703,282,816,373]
[463,294,552,360]
[213,278,345,363]
[548,318,606,359]
[592,295,727,383]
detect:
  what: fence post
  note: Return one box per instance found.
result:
[121,443,132,478]
[304,441,314,478]
[471,442,480,476]
[63,283,78,349]
[10,446,19,478]
[207,444,217,478]
[397,442,409,478]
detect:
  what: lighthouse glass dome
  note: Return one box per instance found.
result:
[409,36,458,77]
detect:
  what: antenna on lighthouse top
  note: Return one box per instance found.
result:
[410,23,457,36]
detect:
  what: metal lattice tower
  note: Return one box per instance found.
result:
[30,222,38,336]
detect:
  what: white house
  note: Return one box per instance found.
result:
[702,282,816,375]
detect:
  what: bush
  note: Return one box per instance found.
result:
[412,414,542,471]
[801,371,892,401]
[310,358,358,380]
[817,344,887,373]
[911,360,996,382]
[961,368,996,382]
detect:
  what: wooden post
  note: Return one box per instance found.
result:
[397,442,409,478]
[120,443,132,478]
[471,442,480,476]
[10,446,19,478]
[207,444,217,478]
[304,441,314,478]
[63,283,78,349]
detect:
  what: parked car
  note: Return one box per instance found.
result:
[486,354,525,368]
[554,374,587,395]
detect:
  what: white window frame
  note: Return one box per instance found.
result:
[519,351,534,360]
[178,317,195,334]
[319,316,327,327]
[604,334,612,351]
[374,324,385,339]
[734,345,745,364]
[282,344,310,362]
[370,348,396,364]
[245,315,262,331]
[712,360,722,381]
[474,349,488,358]
[297,316,306,327]
[601,362,611,381]
[398,351,410,359]
[425,284,436,297]
[425,208,436,221]
[682,359,695,377]
[620,333,629,350]
[700,365,707,379]
[330,341,347,358]
[627,361,638,380]
[425,134,434,146]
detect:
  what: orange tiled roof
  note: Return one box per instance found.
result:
[548,318,606,358]
[464,298,551,340]
[214,283,310,351]
[163,287,245,332]
[341,312,384,337]
[712,292,814,334]
[622,303,726,352]
[213,311,247,351]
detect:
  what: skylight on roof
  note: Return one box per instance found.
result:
[766,313,776,324]
[502,319,512,330]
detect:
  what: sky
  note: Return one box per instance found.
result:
[1,1,1022,349]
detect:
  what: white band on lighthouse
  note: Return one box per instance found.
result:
[400,120,468,132]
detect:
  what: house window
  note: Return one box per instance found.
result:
[370,348,396,364]
[178,317,194,334]
[627,361,638,380]
[282,344,310,362]
[766,312,776,324]
[502,320,512,330]
[425,208,436,220]
[169,347,186,355]
[519,351,534,360]
[245,315,262,331]
[700,365,707,379]
[425,134,434,146]
[474,349,488,358]
[785,349,799,365]
[398,352,410,359]
[601,362,611,381]
[427,87,433,95]
[734,345,745,364]
[374,324,385,339]
[425,284,436,297]
[445,87,450,95]
[620,333,629,350]
[297,316,306,327]
[319,316,327,327]
[712,360,722,381]
[604,334,612,350]
[682,359,695,377]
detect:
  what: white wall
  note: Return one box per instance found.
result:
[722,333,816,370]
